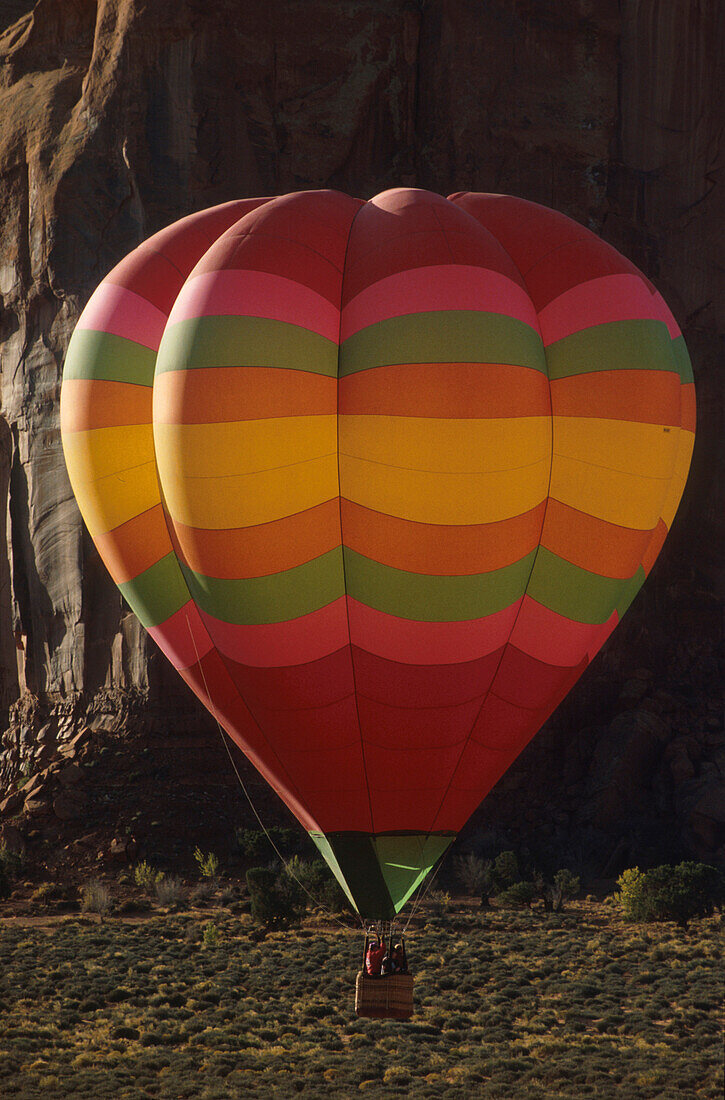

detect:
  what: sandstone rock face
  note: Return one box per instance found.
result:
[0,1,722,868]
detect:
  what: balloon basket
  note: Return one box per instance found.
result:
[355,971,414,1020]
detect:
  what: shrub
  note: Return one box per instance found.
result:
[496,881,536,909]
[616,862,725,928]
[0,842,23,882]
[246,866,305,931]
[30,882,65,908]
[282,856,349,913]
[428,889,453,915]
[235,826,302,861]
[190,881,215,905]
[80,879,113,917]
[202,922,220,947]
[155,876,185,907]
[554,869,580,907]
[134,861,163,893]
[455,853,493,897]
[491,851,520,894]
[537,868,581,912]
[193,847,219,880]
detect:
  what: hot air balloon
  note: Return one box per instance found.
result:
[60,188,695,926]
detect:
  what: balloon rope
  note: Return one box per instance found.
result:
[184,613,358,932]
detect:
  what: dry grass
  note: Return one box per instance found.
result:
[0,900,721,1098]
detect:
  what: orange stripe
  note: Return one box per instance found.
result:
[550,370,682,425]
[154,366,337,424]
[338,362,550,418]
[680,383,696,432]
[543,499,653,579]
[340,499,547,575]
[93,504,170,584]
[641,519,668,575]
[171,499,341,578]
[61,379,151,432]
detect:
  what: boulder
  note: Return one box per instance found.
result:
[0,790,24,816]
[52,790,86,821]
[58,762,84,787]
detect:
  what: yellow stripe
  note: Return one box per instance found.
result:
[553,417,679,479]
[550,455,674,529]
[62,424,155,481]
[63,459,161,538]
[339,455,550,525]
[153,416,337,477]
[339,415,551,472]
[160,455,340,529]
[661,430,695,530]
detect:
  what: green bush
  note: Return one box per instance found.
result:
[0,842,23,882]
[282,856,349,913]
[202,922,220,947]
[235,826,301,861]
[193,847,220,880]
[491,851,520,894]
[30,882,65,908]
[134,861,163,893]
[536,869,581,912]
[496,881,536,909]
[0,860,9,899]
[616,862,725,928]
[246,866,305,931]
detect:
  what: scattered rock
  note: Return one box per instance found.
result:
[109,836,129,859]
[24,797,50,816]
[59,729,92,760]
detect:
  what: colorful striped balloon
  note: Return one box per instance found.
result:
[60,189,695,919]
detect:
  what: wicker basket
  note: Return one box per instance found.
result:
[355,971,414,1020]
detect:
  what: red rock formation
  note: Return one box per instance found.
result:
[0,0,721,867]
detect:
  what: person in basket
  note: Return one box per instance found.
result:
[365,936,386,977]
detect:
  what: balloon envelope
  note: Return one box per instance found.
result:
[61,189,695,919]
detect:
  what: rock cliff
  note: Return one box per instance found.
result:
[0,0,722,872]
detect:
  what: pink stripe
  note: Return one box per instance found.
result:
[78,282,168,351]
[538,274,681,345]
[147,600,214,670]
[511,596,619,665]
[341,265,539,340]
[168,269,340,342]
[200,597,349,667]
[347,597,522,665]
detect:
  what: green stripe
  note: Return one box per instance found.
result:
[63,328,157,386]
[156,316,338,376]
[670,335,694,384]
[119,553,189,628]
[310,832,456,919]
[340,311,546,377]
[545,319,678,380]
[181,548,345,625]
[373,834,453,912]
[615,566,645,619]
[526,547,639,625]
[343,548,536,621]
